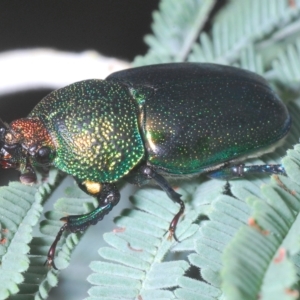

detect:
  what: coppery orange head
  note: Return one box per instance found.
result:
[0,118,56,185]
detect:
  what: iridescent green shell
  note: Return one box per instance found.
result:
[29,79,145,182]
[30,63,291,182]
[108,63,291,175]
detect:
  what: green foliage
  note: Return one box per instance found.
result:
[86,188,200,299]
[134,0,216,65]
[2,0,300,299]
[0,171,96,300]
[0,170,59,299]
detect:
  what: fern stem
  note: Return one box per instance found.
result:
[257,19,300,51]
[177,0,216,61]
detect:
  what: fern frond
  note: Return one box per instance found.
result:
[0,183,37,299]
[0,173,95,300]
[189,0,300,64]
[176,276,221,300]
[86,187,207,300]
[133,0,216,66]
[222,170,300,300]
[272,37,300,88]
[0,169,59,299]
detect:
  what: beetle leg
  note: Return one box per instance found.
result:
[207,163,286,180]
[35,165,51,182]
[45,182,120,269]
[44,223,68,270]
[141,166,184,241]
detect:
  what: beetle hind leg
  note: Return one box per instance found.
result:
[207,163,286,180]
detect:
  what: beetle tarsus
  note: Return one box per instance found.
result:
[208,163,286,180]
[45,223,68,270]
[168,202,184,242]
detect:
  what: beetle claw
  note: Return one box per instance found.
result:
[166,229,174,241]
[166,226,180,242]
[163,228,180,242]
[44,256,58,270]
[164,218,181,242]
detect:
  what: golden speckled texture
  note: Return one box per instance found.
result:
[108,63,291,175]
[29,80,145,182]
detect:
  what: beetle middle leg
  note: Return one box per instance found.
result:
[46,182,120,269]
[207,163,286,180]
[139,165,184,242]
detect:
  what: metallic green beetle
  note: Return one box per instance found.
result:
[0,63,291,269]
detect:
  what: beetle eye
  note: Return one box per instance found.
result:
[35,146,52,164]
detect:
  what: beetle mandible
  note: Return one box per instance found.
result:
[0,63,291,269]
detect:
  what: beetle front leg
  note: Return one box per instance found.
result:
[46,182,120,269]
[141,166,184,241]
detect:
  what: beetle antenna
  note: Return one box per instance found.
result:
[0,119,9,142]
[0,118,9,128]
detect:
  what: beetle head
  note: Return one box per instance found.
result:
[0,118,55,184]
